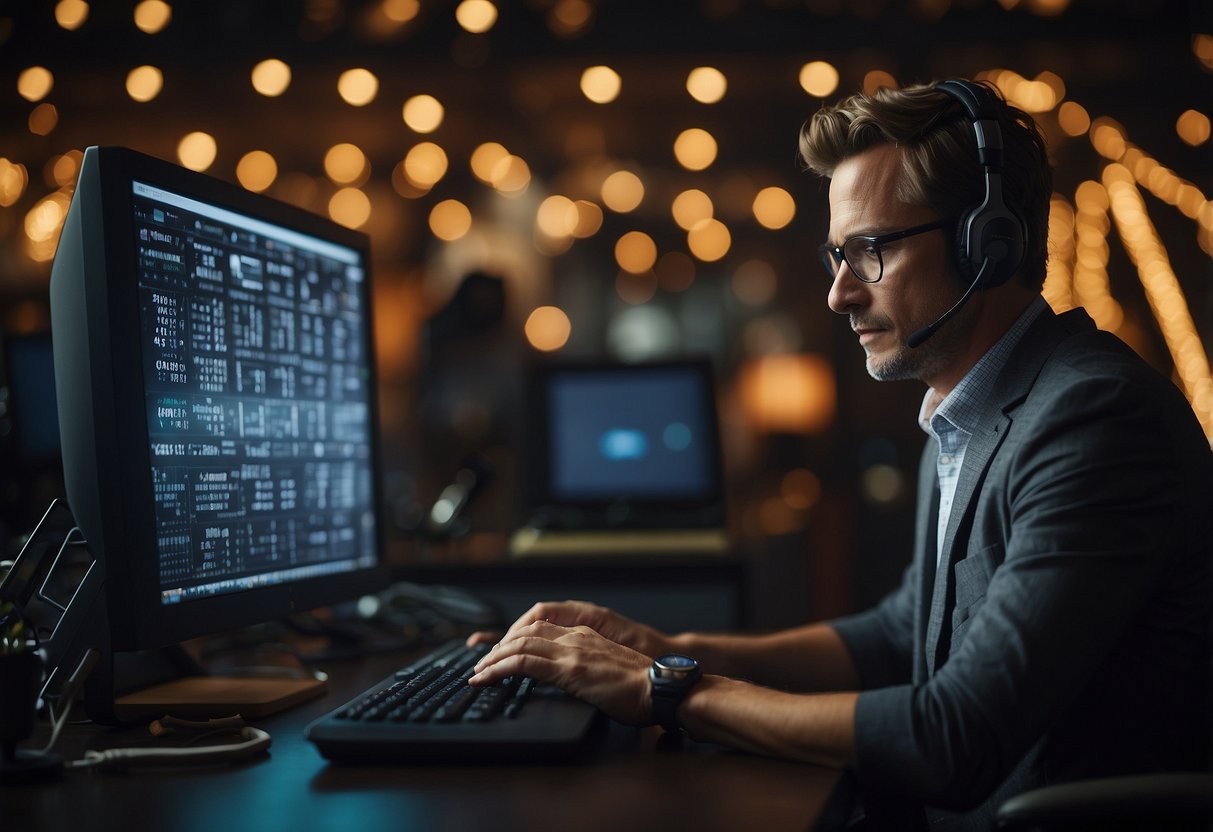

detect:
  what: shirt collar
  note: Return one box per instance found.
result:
[918,296,1047,437]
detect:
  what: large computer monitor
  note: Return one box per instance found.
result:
[49,146,387,721]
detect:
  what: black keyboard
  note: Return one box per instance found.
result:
[305,640,604,763]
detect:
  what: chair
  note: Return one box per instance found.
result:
[996,634,1213,831]
[994,772,1213,831]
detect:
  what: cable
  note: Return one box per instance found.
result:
[65,720,272,770]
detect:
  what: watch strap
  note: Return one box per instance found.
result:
[648,659,702,733]
[650,686,683,733]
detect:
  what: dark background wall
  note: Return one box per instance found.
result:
[1,0,1209,628]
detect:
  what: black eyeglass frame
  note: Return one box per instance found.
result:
[819,217,953,283]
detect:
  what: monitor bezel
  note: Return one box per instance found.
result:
[54,146,388,652]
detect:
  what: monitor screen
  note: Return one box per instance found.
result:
[50,147,386,654]
[547,367,716,501]
[519,358,726,531]
[131,179,376,605]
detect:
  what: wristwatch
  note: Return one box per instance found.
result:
[648,653,702,733]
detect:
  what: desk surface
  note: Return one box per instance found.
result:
[7,648,850,832]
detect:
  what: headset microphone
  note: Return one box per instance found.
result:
[906,257,990,348]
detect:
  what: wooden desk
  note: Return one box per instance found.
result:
[5,648,851,831]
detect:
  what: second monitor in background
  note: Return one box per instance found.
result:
[511,357,729,557]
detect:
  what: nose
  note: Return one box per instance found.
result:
[827,261,868,315]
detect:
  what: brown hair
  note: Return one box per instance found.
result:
[798,81,1052,288]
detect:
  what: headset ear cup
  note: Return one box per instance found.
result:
[955,206,1025,290]
[974,212,1026,289]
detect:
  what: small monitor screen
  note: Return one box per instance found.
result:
[546,367,716,502]
[131,180,377,605]
[3,333,61,465]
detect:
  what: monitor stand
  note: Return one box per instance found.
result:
[87,639,327,726]
[8,500,328,727]
[106,644,327,723]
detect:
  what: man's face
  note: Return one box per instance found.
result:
[825,143,970,389]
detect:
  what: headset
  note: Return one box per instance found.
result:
[907,79,1028,348]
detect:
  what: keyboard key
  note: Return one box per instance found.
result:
[433,686,481,722]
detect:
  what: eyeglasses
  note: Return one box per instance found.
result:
[818,218,952,284]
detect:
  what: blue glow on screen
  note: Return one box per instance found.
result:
[600,428,649,460]
[663,421,692,452]
[548,369,713,500]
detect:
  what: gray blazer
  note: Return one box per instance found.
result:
[833,306,1213,829]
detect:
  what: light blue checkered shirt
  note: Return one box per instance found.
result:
[918,297,1046,565]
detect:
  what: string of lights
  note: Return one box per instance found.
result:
[1104,163,1213,440]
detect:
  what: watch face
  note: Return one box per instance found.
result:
[655,654,698,671]
[652,654,701,685]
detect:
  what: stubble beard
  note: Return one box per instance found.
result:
[865,343,927,381]
[859,311,969,384]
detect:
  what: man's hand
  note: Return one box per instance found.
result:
[466,600,672,657]
[467,619,654,725]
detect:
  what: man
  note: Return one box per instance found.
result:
[468,80,1213,828]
